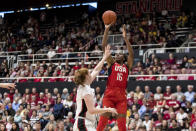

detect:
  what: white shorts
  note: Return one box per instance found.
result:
[73,118,96,131]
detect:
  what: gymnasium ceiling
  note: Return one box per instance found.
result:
[0,0,97,11]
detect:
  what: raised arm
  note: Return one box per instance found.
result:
[84,94,117,115]
[122,24,134,70]
[90,45,111,83]
[102,24,115,67]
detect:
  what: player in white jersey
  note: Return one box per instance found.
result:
[73,45,117,131]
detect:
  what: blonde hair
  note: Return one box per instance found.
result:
[74,68,88,86]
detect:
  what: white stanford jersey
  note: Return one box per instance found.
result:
[74,84,96,131]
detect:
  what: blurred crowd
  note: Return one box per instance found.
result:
[0,51,196,82]
[133,53,196,81]
[0,6,195,131]
[0,9,195,55]
[0,84,196,131]
[0,87,76,131]
[110,84,196,131]
[0,9,194,82]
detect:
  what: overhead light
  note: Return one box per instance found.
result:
[46,4,49,7]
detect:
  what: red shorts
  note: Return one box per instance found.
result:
[102,95,127,114]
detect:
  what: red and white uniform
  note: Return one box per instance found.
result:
[73,85,96,131]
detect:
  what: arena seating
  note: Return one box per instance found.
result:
[0,5,196,131]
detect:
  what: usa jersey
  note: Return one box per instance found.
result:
[104,63,129,98]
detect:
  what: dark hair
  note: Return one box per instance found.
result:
[11,122,19,131]
[74,68,88,86]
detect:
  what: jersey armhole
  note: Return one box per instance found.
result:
[108,63,115,76]
[125,64,130,74]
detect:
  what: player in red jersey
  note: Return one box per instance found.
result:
[97,24,133,131]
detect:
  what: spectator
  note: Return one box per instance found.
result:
[144,86,152,100]
[162,120,168,131]
[12,97,20,112]
[38,113,48,130]
[184,85,195,102]
[177,68,189,80]
[91,45,102,56]
[61,88,69,100]
[6,116,14,131]
[95,86,101,95]
[56,120,65,131]
[30,96,37,109]
[180,56,189,68]
[154,86,162,100]
[53,98,64,120]
[13,89,21,100]
[14,110,21,123]
[163,86,172,100]
[154,95,165,112]
[167,53,175,65]
[180,95,187,108]
[72,61,80,71]
[177,12,188,27]
[176,107,188,124]
[165,94,179,110]
[43,114,56,131]
[11,122,20,131]
[30,110,39,126]
[35,121,42,131]
[47,124,55,131]
[44,93,54,106]
[52,88,58,102]
[174,85,184,101]
[134,86,143,98]
[37,92,45,105]
[142,113,151,131]
[30,88,39,100]
[167,70,177,80]
[47,48,56,59]
[7,103,15,116]
[189,57,196,69]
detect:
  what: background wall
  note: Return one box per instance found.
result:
[98,0,196,14]
[1,80,195,94]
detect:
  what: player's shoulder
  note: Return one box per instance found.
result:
[78,84,93,96]
[78,85,89,92]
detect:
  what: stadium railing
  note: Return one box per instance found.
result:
[0,55,15,68]
[17,46,196,65]
[17,49,136,65]
[1,74,196,82]
[143,46,196,63]
[0,51,22,55]
[95,34,162,48]
[17,51,104,65]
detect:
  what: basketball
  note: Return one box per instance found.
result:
[102,10,117,25]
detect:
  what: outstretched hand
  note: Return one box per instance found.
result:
[122,24,127,38]
[105,23,113,30]
[106,107,118,115]
[0,83,15,89]
[103,45,111,60]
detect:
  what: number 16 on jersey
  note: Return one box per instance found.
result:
[117,73,123,81]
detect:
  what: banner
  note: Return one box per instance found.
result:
[0,80,195,95]
[116,0,182,14]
